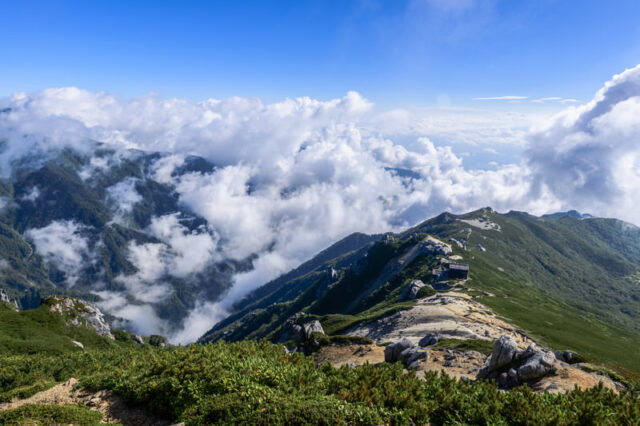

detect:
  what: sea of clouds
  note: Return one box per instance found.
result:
[1,64,640,342]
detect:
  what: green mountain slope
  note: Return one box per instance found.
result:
[0,148,245,333]
[200,208,640,373]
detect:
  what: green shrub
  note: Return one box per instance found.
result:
[0,404,107,425]
[1,341,639,425]
[416,286,436,299]
[112,329,134,343]
[148,335,167,347]
[431,338,495,355]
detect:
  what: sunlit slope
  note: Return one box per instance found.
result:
[201,208,640,372]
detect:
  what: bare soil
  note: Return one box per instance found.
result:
[0,378,173,425]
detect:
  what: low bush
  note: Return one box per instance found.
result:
[1,341,638,425]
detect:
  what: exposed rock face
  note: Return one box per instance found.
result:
[0,288,18,310]
[420,237,452,256]
[384,338,428,369]
[384,338,414,363]
[517,350,556,382]
[554,350,579,364]
[479,334,556,388]
[402,280,426,300]
[303,320,325,341]
[488,335,519,370]
[45,296,114,339]
[279,314,326,354]
[133,334,145,345]
[418,333,440,347]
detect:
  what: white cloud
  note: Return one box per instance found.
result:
[25,220,93,286]
[95,290,170,336]
[526,64,640,224]
[106,177,142,219]
[3,66,640,342]
[147,213,220,277]
[20,186,40,202]
[532,97,579,104]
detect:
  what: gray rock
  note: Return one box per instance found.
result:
[133,334,145,345]
[278,313,306,345]
[402,280,426,300]
[384,339,427,368]
[71,340,85,350]
[302,320,325,340]
[488,334,518,371]
[554,349,578,363]
[418,333,440,347]
[401,348,428,366]
[516,350,556,382]
[0,288,18,310]
[507,368,519,387]
[46,297,113,339]
[384,338,414,363]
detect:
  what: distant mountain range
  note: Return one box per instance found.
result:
[0,146,639,374]
[542,210,595,220]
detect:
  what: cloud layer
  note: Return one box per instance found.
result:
[3,64,640,342]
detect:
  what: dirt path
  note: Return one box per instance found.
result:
[0,378,173,425]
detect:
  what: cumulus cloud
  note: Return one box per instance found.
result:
[20,186,40,202]
[3,67,640,342]
[106,177,142,219]
[526,64,640,224]
[25,220,93,286]
[147,213,220,277]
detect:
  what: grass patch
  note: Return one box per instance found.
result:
[311,301,416,335]
[0,404,112,425]
[431,338,494,355]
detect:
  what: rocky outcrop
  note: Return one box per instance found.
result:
[418,333,440,347]
[401,280,426,300]
[303,320,325,341]
[420,238,452,255]
[279,314,326,353]
[478,335,556,388]
[45,296,114,339]
[488,334,518,371]
[0,288,18,310]
[554,350,582,364]
[384,338,428,369]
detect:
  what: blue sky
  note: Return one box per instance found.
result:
[2,0,639,107]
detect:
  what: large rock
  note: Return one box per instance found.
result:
[402,280,426,300]
[278,313,306,345]
[303,320,325,340]
[488,334,518,371]
[279,315,325,354]
[418,333,440,347]
[45,296,113,339]
[517,349,556,382]
[554,349,579,364]
[480,336,557,388]
[384,338,414,363]
[400,348,429,369]
[384,338,428,368]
